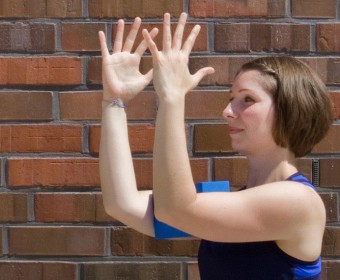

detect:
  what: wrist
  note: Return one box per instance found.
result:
[102,98,126,108]
[158,94,186,106]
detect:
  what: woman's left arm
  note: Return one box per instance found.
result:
[142,13,214,223]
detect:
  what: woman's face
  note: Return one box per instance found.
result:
[223,70,277,155]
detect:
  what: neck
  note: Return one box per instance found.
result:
[245,147,297,188]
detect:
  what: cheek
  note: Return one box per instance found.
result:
[244,107,275,133]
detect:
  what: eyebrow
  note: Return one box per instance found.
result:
[229,88,254,94]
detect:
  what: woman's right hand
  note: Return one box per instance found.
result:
[98,17,158,104]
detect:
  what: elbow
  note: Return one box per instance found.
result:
[103,203,117,219]
[154,204,176,226]
[102,198,124,220]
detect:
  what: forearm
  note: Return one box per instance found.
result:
[100,101,154,236]
[153,98,197,221]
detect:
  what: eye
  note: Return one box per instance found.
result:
[244,96,255,103]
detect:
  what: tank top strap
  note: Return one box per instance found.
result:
[286,172,315,190]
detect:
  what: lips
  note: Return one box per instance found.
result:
[228,126,243,134]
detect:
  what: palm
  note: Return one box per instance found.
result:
[102,52,146,99]
[98,18,157,103]
[142,13,214,101]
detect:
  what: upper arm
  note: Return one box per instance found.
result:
[105,190,155,237]
[159,182,325,243]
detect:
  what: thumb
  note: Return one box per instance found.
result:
[192,67,215,85]
[144,68,153,86]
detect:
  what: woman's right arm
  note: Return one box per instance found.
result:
[98,18,158,237]
[100,102,154,236]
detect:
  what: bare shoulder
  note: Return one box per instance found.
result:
[248,181,326,230]
[255,180,325,217]
[257,181,326,261]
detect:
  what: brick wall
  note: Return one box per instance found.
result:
[0,0,339,279]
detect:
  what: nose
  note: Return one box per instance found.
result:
[222,102,235,120]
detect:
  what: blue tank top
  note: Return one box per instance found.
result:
[198,172,321,280]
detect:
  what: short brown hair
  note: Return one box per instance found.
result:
[238,56,332,157]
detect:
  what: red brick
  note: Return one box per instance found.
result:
[299,57,340,85]
[214,23,250,52]
[296,158,313,180]
[187,262,200,280]
[189,56,253,86]
[0,0,82,18]
[0,22,55,53]
[8,158,100,188]
[0,91,53,121]
[325,60,340,85]
[133,159,153,190]
[320,159,340,188]
[87,57,102,85]
[188,56,340,86]
[191,158,209,183]
[214,157,248,190]
[89,124,155,154]
[124,91,158,120]
[88,0,183,18]
[60,91,158,121]
[214,23,310,53]
[214,157,312,190]
[320,193,338,223]
[190,0,285,18]
[292,0,336,18]
[118,22,208,52]
[0,125,82,153]
[5,157,213,190]
[189,56,340,86]
[317,23,340,52]
[133,158,209,190]
[313,125,340,153]
[194,124,232,153]
[140,56,153,76]
[322,260,340,280]
[35,193,96,222]
[0,57,82,86]
[250,24,310,52]
[0,193,28,222]
[88,126,100,154]
[185,91,228,120]
[0,230,2,256]
[0,262,78,280]
[8,226,106,256]
[62,23,106,51]
[34,193,115,223]
[59,91,102,121]
[111,227,199,256]
[83,262,181,280]
[95,194,116,222]
[322,226,340,257]
[330,91,340,120]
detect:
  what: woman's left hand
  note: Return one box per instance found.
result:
[142,12,215,103]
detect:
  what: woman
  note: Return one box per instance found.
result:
[99,12,332,279]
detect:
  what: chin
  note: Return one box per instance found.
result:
[231,145,245,155]
[231,144,255,156]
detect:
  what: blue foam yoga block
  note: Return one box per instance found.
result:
[154,181,230,239]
